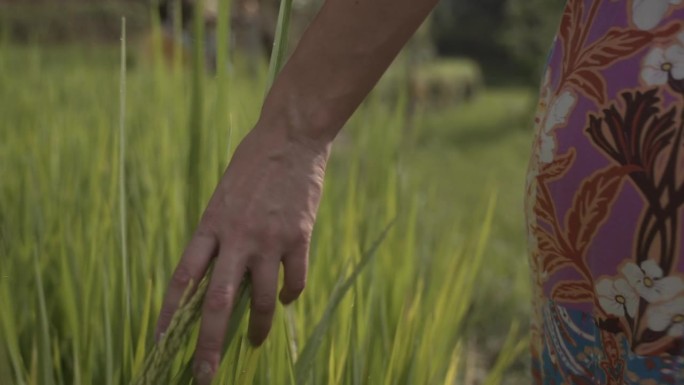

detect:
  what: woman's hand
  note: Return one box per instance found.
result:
[155,120,329,384]
[155,0,438,380]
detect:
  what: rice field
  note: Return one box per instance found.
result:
[0,16,537,385]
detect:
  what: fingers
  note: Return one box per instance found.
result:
[193,248,246,384]
[279,242,309,305]
[247,260,279,346]
[189,237,309,383]
[156,231,218,340]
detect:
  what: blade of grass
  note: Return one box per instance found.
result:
[266,0,294,89]
[132,279,154,377]
[282,310,297,385]
[186,0,206,226]
[33,246,54,385]
[102,264,114,385]
[216,0,231,79]
[294,220,395,384]
[236,343,262,384]
[0,274,27,384]
[119,16,133,380]
[216,0,233,176]
[483,320,529,385]
[442,343,462,385]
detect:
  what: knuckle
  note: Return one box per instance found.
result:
[290,220,313,246]
[204,285,236,312]
[297,217,314,234]
[194,226,217,240]
[170,265,193,289]
[196,335,223,356]
[291,229,309,246]
[191,224,219,246]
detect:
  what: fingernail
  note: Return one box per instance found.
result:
[155,331,165,344]
[194,361,213,384]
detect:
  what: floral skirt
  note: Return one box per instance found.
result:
[526,1,684,384]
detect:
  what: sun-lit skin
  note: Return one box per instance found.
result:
[154,0,440,383]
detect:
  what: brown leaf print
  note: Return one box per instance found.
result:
[535,225,563,257]
[568,69,607,104]
[535,225,573,277]
[534,182,559,227]
[565,165,636,256]
[559,20,679,104]
[578,25,680,69]
[540,149,576,181]
[551,281,594,303]
[559,0,585,61]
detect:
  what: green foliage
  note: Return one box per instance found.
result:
[0,1,148,43]
[430,0,565,83]
[430,0,509,62]
[0,4,536,382]
[502,0,565,81]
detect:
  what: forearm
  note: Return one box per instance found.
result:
[260,0,439,147]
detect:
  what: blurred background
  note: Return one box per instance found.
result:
[0,1,565,384]
[0,0,563,81]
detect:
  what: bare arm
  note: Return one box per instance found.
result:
[156,1,438,383]
[263,0,439,146]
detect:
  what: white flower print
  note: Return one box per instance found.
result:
[647,297,684,336]
[596,278,639,317]
[539,135,556,164]
[622,260,684,303]
[632,0,682,31]
[538,90,576,164]
[544,91,576,134]
[641,45,684,85]
[677,31,684,45]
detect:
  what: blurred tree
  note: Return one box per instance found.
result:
[430,0,508,63]
[430,0,565,83]
[502,0,565,81]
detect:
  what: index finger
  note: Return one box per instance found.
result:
[193,247,247,384]
[156,231,218,340]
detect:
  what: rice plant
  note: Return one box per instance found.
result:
[0,2,530,384]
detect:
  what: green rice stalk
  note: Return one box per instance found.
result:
[266,0,294,89]
[216,0,231,80]
[0,260,25,383]
[294,220,395,385]
[130,270,209,385]
[119,16,133,379]
[132,280,154,376]
[173,0,184,75]
[33,247,54,385]
[235,342,262,384]
[483,320,529,385]
[216,0,233,171]
[282,311,298,385]
[186,0,206,227]
[102,266,114,385]
[148,1,168,85]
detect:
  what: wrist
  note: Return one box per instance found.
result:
[259,67,348,151]
[253,98,333,164]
